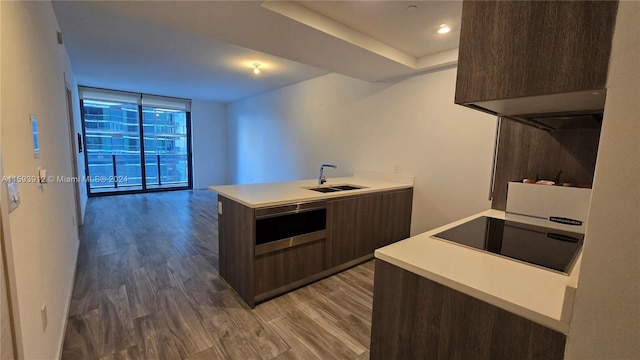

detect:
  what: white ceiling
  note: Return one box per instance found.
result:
[53,1,462,103]
[52,1,329,103]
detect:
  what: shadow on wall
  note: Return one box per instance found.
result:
[234,114,298,184]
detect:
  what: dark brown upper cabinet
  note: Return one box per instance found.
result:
[455,1,618,131]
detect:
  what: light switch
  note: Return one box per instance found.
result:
[7,177,20,212]
[218,201,223,215]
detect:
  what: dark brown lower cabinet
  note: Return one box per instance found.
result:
[370,260,566,360]
[325,189,413,268]
[378,189,413,249]
[217,188,413,308]
[325,193,381,268]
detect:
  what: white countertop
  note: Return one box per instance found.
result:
[208,174,413,208]
[375,209,581,334]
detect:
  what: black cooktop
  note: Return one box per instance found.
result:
[433,216,583,273]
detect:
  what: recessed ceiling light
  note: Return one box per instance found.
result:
[407,5,417,11]
[437,24,451,34]
[253,63,261,75]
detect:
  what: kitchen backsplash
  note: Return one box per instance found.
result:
[491,118,600,211]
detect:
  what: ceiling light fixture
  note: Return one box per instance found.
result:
[437,24,451,34]
[407,5,417,11]
[253,63,261,74]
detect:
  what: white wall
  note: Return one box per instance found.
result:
[1,1,81,358]
[227,68,497,234]
[191,99,228,188]
[566,2,640,358]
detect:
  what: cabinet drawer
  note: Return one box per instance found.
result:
[254,240,325,296]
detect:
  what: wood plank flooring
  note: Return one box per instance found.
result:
[62,190,375,360]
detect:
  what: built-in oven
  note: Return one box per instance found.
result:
[254,200,326,256]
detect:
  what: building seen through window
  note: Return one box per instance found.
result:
[80,88,191,195]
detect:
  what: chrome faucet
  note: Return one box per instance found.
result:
[318,164,337,184]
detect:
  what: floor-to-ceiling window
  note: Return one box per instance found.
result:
[80,87,192,195]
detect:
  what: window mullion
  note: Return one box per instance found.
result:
[138,103,147,191]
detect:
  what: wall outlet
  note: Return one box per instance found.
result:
[41,304,47,332]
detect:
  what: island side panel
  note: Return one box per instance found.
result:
[370,260,566,360]
[218,195,255,307]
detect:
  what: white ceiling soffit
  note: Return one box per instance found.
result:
[293,1,461,59]
[262,1,460,72]
[73,1,461,83]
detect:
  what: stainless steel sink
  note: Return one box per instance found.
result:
[304,184,367,193]
[310,187,342,193]
[331,185,363,191]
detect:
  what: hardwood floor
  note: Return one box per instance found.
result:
[62,190,375,360]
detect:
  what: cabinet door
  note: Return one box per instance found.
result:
[325,194,381,268]
[377,189,413,249]
[455,1,617,104]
